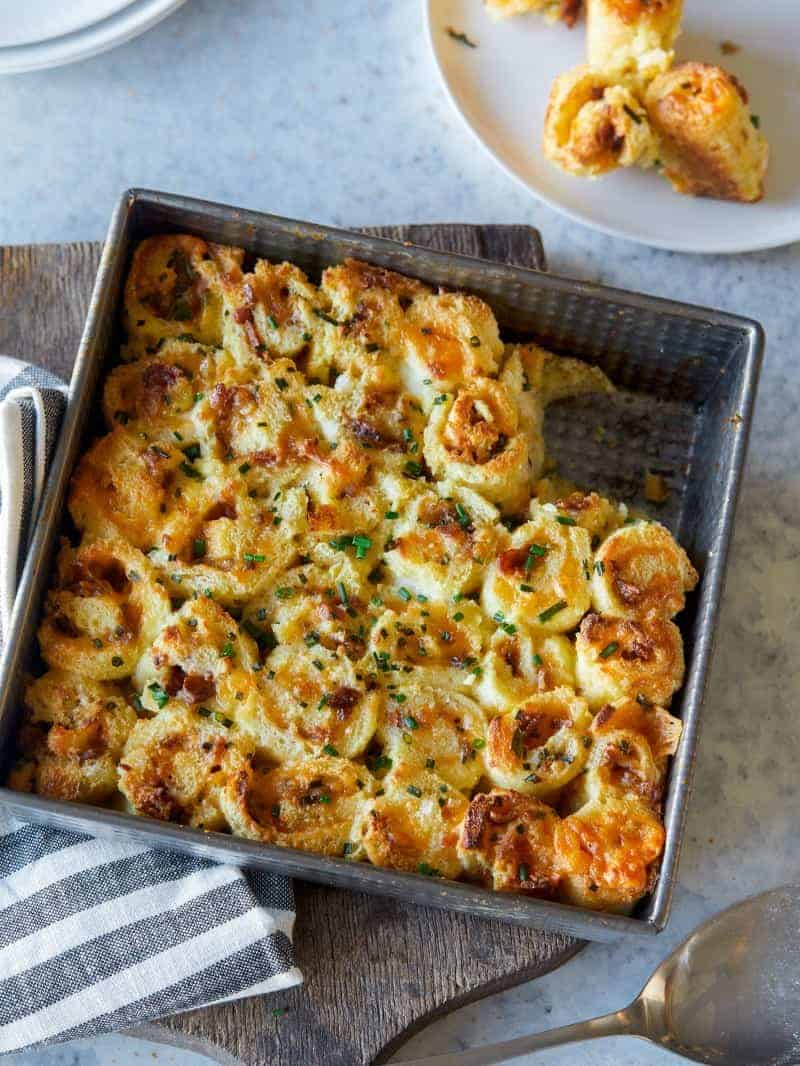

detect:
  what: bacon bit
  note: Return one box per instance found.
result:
[613,574,643,605]
[500,639,521,676]
[555,491,592,513]
[515,709,566,747]
[349,419,386,447]
[327,686,360,719]
[47,719,105,760]
[461,793,493,849]
[204,498,236,522]
[166,665,215,705]
[498,546,530,576]
[720,40,740,55]
[143,447,171,479]
[141,363,182,412]
[621,639,653,662]
[594,704,615,728]
[137,781,182,822]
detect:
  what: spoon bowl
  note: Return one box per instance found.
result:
[403,885,800,1066]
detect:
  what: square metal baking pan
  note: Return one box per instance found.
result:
[0,189,763,942]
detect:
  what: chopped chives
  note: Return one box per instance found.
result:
[148,682,169,708]
[556,515,577,526]
[538,600,567,623]
[407,784,422,798]
[599,641,619,659]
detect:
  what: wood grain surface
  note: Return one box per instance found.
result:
[0,224,581,1066]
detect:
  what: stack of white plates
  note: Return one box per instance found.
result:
[0,0,187,74]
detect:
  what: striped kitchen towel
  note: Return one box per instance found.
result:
[0,357,302,1056]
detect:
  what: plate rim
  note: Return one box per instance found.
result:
[0,0,187,75]
[423,0,799,255]
[0,0,139,50]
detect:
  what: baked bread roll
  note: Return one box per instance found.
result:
[458,789,563,896]
[481,503,592,633]
[564,696,681,811]
[382,488,501,602]
[586,0,682,85]
[478,628,576,710]
[39,537,172,680]
[544,65,658,178]
[123,235,243,357]
[220,755,375,857]
[402,291,503,398]
[10,671,135,803]
[238,643,380,762]
[575,611,685,708]
[591,519,698,619]
[555,794,664,911]
[378,683,487,792]
[484,687,592,796]
[423,377,540,513]
[645,62,769,203]
[119,703,254,829]
[359,760,469,879]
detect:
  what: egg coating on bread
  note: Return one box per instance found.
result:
[485,688,592,797]
[360,761,468,879]
[458,789,563,896]
[11,671,135,804]
[645,63,769,203]
[220,755,375,857]
[591,520,698,619]
[12,239,701,917]
[39,538,172,680]
[575,611,685,708]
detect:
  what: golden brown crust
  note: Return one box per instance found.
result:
[458,789,563,895]
[555,795,665,911]
[575,611,685,708]
[645,63,769,203]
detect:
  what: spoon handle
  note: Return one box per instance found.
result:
[398,1006,640,1066]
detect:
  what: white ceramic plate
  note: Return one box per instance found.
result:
[0,0,137,48]
[425,0,800,253]
[0,0,187,74]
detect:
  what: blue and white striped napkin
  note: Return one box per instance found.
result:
[0,358,302,1057]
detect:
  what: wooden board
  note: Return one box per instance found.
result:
[0,225,581,1066]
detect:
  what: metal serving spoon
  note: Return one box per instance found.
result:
[402,885,800,1066]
